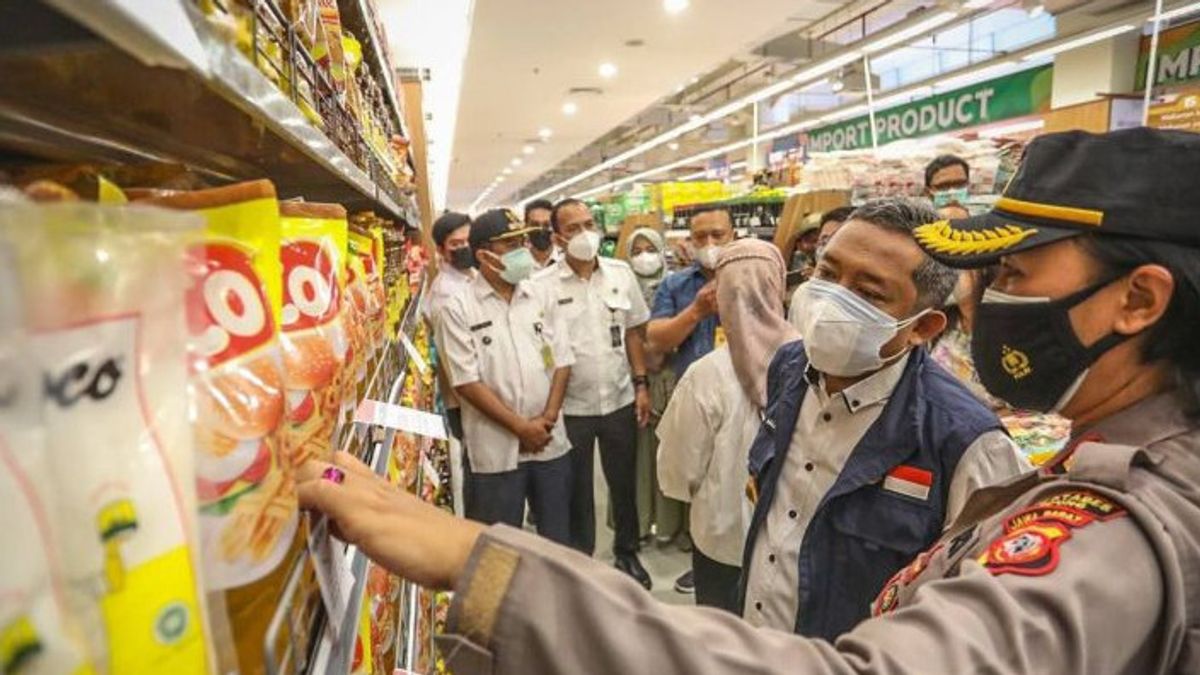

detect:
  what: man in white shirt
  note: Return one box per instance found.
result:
[525,199,560,271]
[740,198,1030,639]
[531,198,653,588]
[423,212,474,441]
[437,209,574,543]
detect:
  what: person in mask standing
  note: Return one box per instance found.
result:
[531,199,653,587]
[924,154,971,210]
[283,127,1200,675]
[626,228,687,546]
[787,206,854,326]
[741,197,1028,638]
[525,199,559,270]
[657,239,798,612]
[423,212,475,443]
[646,204,735,594]
[435,208,574,543]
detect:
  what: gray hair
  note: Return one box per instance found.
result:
[845,197,959,310]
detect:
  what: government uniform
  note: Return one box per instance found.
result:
[437,272,574,543]
[531,256,650,558]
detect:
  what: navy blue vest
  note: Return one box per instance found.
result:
[739,341,1003,640]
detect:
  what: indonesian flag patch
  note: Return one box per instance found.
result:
[882,465,933,501]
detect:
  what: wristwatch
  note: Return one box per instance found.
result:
[632,375,649,388]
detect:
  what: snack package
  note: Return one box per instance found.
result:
[0,238,97,675]
[279,202,349,465]
[145,182,298,675]
[342,234,372,405]
[3,200,210,674]
[349,228,386,355]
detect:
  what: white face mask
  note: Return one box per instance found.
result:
[630,251,663,276]
[694,244,722,270]
[793,279,928,377]
[566,230,601,262]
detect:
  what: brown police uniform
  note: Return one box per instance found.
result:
[433,390,1199,675]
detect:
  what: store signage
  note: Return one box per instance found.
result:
[805,64,1053,153]
[1147,86,1200,133]
[1137,20,1200,89]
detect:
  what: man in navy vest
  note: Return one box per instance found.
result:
[740,197,1029,640]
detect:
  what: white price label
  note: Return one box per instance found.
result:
[355,399,448,440]
[306,514,354,634]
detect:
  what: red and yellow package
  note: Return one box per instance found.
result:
[146,181,298,675]
[279,202,349,465]
[5,200,210,674]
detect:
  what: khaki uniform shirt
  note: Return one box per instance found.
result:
[436,391,1200,674]
[437,275,573,473]
[531,257,650,417]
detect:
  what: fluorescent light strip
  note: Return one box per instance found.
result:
[1157,1,1200,21]
[863,11,959,54]
[1021,24,1137,62]
[516,8,976,206]
[934,60,1017,91]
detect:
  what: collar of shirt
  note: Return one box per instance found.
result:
[1073,390,1192,450]
[554,257,605,281]
[441,264,475,283]
[804,349,913,414]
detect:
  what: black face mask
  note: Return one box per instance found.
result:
[449,247,475,271]
[529,228,553,252]
[972,278,1129,413]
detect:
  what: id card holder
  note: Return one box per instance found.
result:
[610,324,623,349]
[541,343,556,370]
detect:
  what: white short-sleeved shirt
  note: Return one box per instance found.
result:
[422,264,474,327]
[437,274,574,473]
[532,257,650,417]
[656,347,760,566]
[742,351,1030,631]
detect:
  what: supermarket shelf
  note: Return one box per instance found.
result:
[337,0,408,141]
[0,1,409,218]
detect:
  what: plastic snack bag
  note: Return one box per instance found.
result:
[3,200,210,675]
[279,201,349,465]
[146,182,298,675]
[0,232,97,675]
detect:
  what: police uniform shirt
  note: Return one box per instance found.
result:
[437,274,574,473]
[532,257,650,417]
[743,351,1030,631]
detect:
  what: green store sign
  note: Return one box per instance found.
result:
[1136,20,1200,89]
[806,64,1054,152]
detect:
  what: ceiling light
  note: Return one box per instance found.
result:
[562,101,578,116]
[503,167,513,175]
[522,145,535,155]
[689,75,700,84]
[598,62,618,79]
[678,169,707,181]
[663,0,689,14]
[790,50,863,83]
[497,175,506,183]
[1155,1,1200,21]
[1023,0,1044,18]
[962,0,992,8]
[538,127,553,140]
[1021,24,1136,62]
[668,142,680,151]
[511,158,523,167]
[935,61,1016,91]
[862,11,960,55]
[830,77,846,93]
[798,78,829,92]
[688,114,703,124]
[674,83,685,93]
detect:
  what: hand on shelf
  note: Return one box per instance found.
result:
[297,452,483,590]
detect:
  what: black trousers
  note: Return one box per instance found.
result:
[463,453,571,545]
[565,404,640,556]
[693,547,742,614]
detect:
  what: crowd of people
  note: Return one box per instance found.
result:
[299,127,1200,674]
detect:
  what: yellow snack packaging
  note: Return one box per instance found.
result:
[279,202,350,465]
[4,200,210,675]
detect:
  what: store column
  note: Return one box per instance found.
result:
[1050,14,1142,108]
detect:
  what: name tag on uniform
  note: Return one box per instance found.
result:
[469,321,492,332]
[882,465,933,501]
[557,297,573,306]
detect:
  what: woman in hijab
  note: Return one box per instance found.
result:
[623,228,688,549]
[656,238,799,612]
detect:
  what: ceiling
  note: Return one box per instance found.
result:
[445,0,845,211]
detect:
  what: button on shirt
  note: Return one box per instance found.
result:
[533,258,650,417]
[656,347,760,565]
[651,265,718,376]
[743,350,1029,631]
[437,275,575,473]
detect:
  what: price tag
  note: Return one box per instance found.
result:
[355,399,448,440]
[306,514,354,636]
[399,330,428,376]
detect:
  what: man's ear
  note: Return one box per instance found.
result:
[553,229,568,249]
[1115,264,1174,336]
[476,248,502,271]
[908,309,948,347]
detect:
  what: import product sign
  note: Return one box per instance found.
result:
[806,64,1053,152]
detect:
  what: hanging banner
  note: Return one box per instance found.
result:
[1147,86,1200,133]
[806,64,1054,153]
[1136,20,1200,90]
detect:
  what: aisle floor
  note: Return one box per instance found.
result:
[590,453,695,606]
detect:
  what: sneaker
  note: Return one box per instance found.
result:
[673,569,695,594]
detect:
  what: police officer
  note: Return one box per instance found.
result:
[435,208,574,544]
[298,127,1200,674]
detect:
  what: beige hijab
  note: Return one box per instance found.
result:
[715,239,800,409]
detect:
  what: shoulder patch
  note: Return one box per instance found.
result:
[978,488,1127,578]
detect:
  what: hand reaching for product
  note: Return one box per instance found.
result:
[296,453,483,590]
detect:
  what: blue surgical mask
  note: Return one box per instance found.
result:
[498,247,535,285]
[932,187,970,209]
